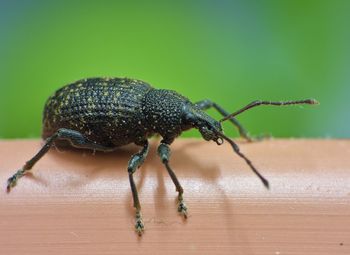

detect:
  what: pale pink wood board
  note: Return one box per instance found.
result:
[0,139,349,254]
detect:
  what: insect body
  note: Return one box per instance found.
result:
[7,77,318,235]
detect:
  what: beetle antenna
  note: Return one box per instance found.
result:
[215,130,269,189]
[220,99,319,122]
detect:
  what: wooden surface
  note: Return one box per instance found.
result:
[0,139,349,255]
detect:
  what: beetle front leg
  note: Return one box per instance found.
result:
[195,99,253,142]
[127,141,149,235]
[157,143,187,218]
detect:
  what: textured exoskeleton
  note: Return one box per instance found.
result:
[7,77,318,235]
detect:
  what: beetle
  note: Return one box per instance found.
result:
[6,77,318,235]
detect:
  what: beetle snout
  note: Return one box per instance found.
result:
[198,121,224,145]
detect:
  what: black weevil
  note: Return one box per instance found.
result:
[6,77,318,235]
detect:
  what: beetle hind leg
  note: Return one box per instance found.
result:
[6,128,115,192]
[157,143,187,218]
[7,131,59,191]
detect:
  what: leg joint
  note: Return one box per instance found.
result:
[157,143,170,161]
[128,167,135,174]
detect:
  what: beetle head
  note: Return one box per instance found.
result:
[182,104,224,145]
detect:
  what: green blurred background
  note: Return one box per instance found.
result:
[0,0,349,139]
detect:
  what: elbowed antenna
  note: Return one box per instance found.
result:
[220,99,319,122]
[214,130,269,189]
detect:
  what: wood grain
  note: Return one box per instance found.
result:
[0,139,349,255]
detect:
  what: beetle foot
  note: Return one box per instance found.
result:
[135,211,144,236]
[6,169,25,192]
[177,198,188,218]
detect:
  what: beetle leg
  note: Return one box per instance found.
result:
[195,99,254,142]
[6,128,115,192]
[157,143,187,218]
[127,141,149,235]
[54,128,116,152]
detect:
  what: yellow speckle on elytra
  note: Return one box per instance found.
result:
[104,91,109,96]
[88,103,96,109]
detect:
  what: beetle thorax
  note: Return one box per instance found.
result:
[142,89,191,140]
